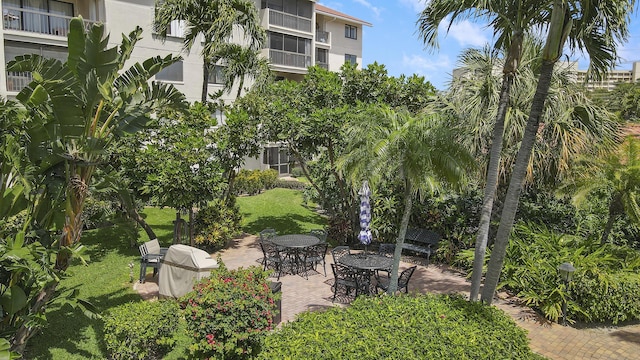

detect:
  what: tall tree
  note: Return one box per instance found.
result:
[418,0,547,301]
[6,17,186,352]
[216,44,272,98]
[481,0,637,304]
[154,0,266,103]
[339,105,474,293]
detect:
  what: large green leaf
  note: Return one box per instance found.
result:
[0,285,28,316]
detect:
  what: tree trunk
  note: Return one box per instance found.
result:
[10,281,59,354]
[388,178,413,294]
[189,207,195,246]
[129,206,156,242]
[202,62,209,104]
[173,211,182,244]
[469,72,515,301]
[481,59,557,304]
[601,197,621,244]
[236,76,245,99]
[224,170,237,205]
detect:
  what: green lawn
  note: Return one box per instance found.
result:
[237,188,326,235]
[24,188,325,359]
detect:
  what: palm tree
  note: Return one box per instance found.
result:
[481,0,637,304]
[446,40,619,187]
[216,44,272,98]
[154,0,266,103]
[418,0,547,301]
[568,137,640,244]
[339,104,474,293]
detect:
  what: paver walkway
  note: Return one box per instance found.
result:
[135,234,640,360]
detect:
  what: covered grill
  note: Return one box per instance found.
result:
[158,244,219,298]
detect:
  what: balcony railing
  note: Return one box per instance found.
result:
[316,62,328,70]
[316,30,330,44]
[266,8,311,33]
[6,71,32,92]
[2,6,98,37]
[269,49,311,69]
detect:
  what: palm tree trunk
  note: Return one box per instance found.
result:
[236,76,245,99]
[388,178,413,294]
[202,62,210,104]
[469,71,514,301]
[601,198,620,244]
[481,59,557,304]
[129,206,157,242]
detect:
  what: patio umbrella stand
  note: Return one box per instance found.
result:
[358,181,372,256]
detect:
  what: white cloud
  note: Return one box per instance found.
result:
[398,0,429,13]
[440,20,490,47]
[353,0,382,18]
[402,53,452,75]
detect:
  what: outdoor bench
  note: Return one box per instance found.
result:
[401,228,441,264]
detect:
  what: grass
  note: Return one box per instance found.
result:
[237,188,326,235]
[23,188,325,359]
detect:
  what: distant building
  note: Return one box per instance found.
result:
[576,61,640,91]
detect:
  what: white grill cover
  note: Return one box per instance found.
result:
[158,244,219,298]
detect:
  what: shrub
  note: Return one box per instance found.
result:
[499,223,640,324]
[290,166,304,177]
[104,300,180,360]
[260,169,278,189]
[193,199,242,252]
[180,262,278,359]
[274,179,307,190]
[235,169,263,195]
[259,294,541,359]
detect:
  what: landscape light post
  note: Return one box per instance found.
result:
[558,262,576,326]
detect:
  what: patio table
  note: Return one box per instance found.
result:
[339,254,393,295]
[271,235,320,277]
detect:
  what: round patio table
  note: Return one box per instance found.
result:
[271,234,320,248]
[339,254,393,295]
[270,235,320,278]
[339,254,393,271]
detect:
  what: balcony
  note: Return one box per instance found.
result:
[6,71,32,92]
[262,8,311,33]
[316,62,328,70]
[269,49,311,69]
[2,6,98,37]
[316,30,330,44]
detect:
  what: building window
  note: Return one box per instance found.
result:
[268,32,310,55]
[263,146,290,174]
[261,0,312,19]
[208,65,226,85]
[345,25,357,39]
[345,54,357,65]
[166,20,186,38]
[316,48,328,69]
[156,61,183,82]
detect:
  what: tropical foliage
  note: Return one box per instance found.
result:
[3,18,185,352]
[339,104,474,293]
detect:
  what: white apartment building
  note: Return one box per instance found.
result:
[1,0,370,174]
[575,61,640,91]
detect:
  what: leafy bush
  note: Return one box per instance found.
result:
[290,166,304,177]
[193,199,242,252]
[259,294,541,359]
[82,196,117,230]
[499,223,640,324]
[235,169,279,195]
[260,169,278,189]
[104,300,180,360]
[180,262,278,359]
[274,179,307,190]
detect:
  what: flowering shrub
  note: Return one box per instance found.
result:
[180,262,278,359]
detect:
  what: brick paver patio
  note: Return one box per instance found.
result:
[135,234,640,359]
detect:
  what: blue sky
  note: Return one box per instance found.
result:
[319,0,640,91]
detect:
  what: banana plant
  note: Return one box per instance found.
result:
[7,17,187,271]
